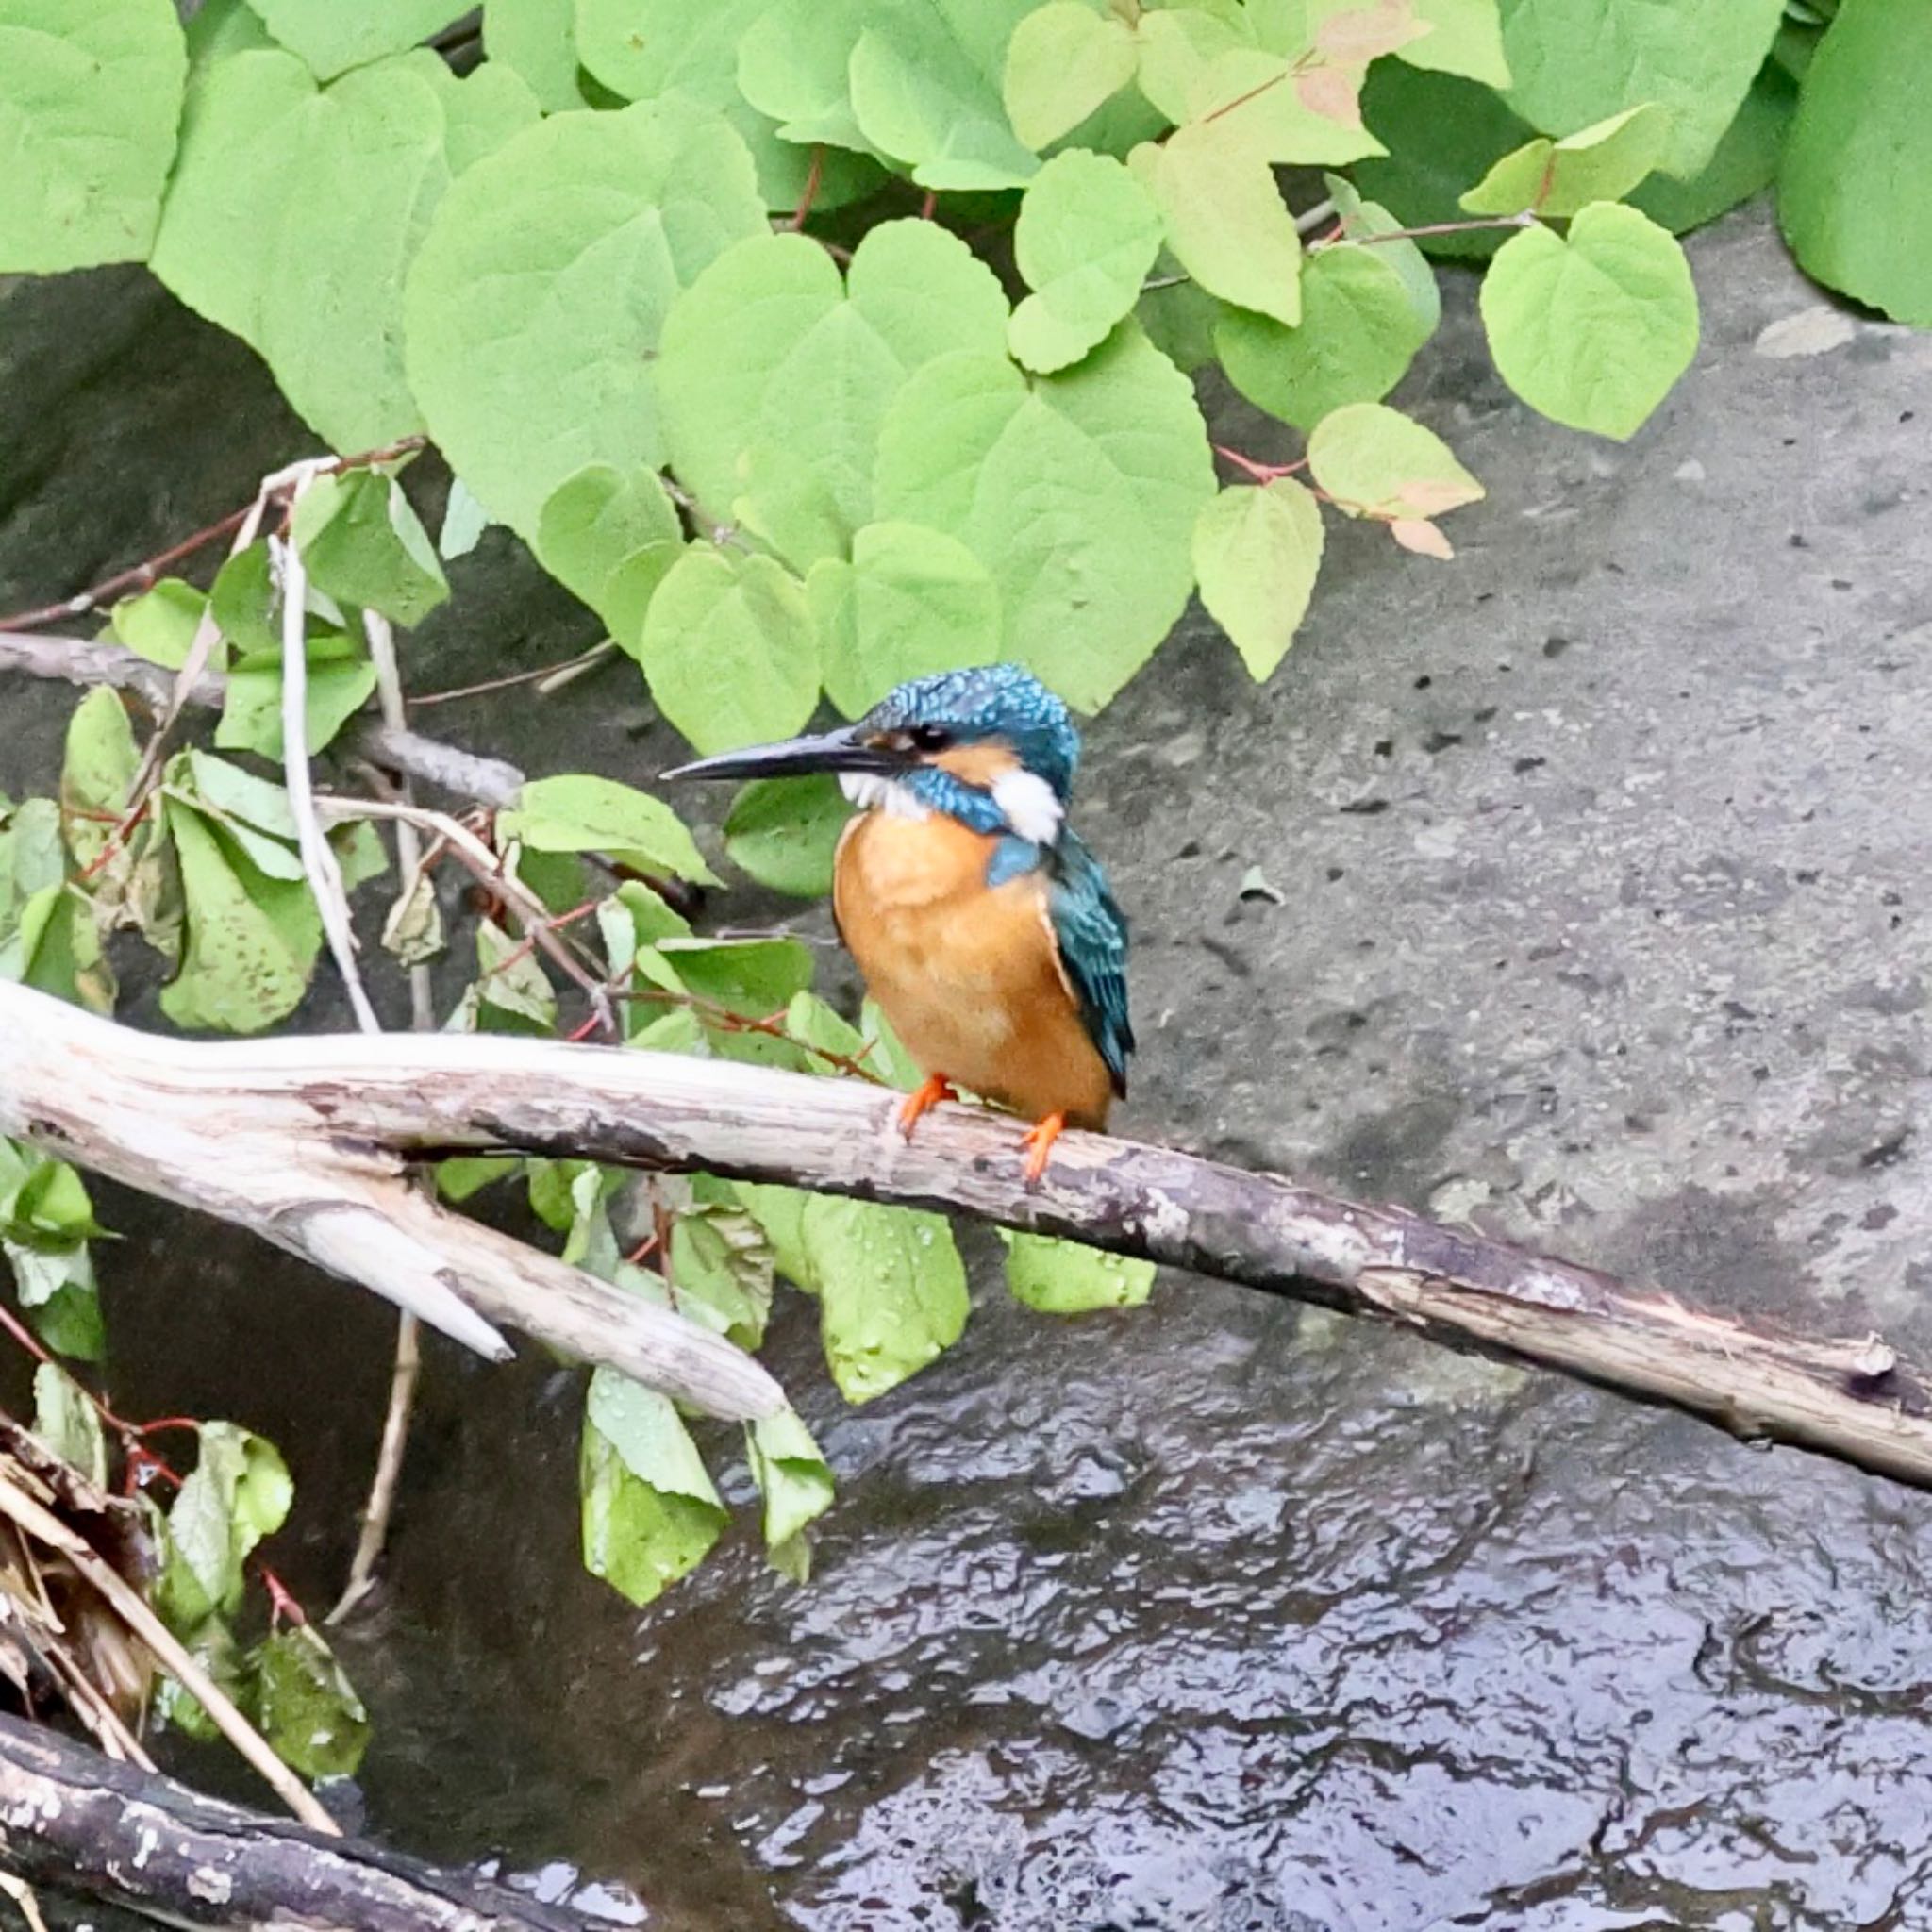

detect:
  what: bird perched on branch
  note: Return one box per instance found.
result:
[666,665,1131,1189]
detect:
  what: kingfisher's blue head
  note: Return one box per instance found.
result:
[664,664,1081,844]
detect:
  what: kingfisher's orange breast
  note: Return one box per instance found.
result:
[833,810,1115,1129]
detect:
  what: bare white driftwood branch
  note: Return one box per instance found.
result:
[0,985,780,1423]
[274,493,381,1035]
[1,983,1928,1490]
[0,628,525,805]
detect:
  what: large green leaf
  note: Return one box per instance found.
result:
[1479,203,1697,439]
[1128,121,1303,328]
[574,0,878,210]
[1192,479,1326,682]
[0,0,186,271]
[1779,0,1932,329]
[242,0,469,78]
[821,521,1004,718]
[847,0,1041,190]
[580,1368,726,1607]
[1402,0,1510,87]
[1008,149,1163,375]
[724,776,851,897]
[152,49,537,451]
[1003,0,1139,150]
[1498,0,1785,179]
[638,545,819,755]
[802,1196,969,1403]
[534,464,684,650]
[658,221,1009,540]
[158,804,322,1033]
[499,774,719,884]
[873,326,1214,711]
[1217,243,1432,430]
[483,0,582,109]
[404,98,766,538]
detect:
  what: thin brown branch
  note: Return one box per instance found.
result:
[0,505,254,631]
[409,640,615,708]
[329,614,433,1625]
[0,436,426,635]
[1,984,1927,1494]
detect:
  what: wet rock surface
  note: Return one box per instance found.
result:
[4,202,1932,1929]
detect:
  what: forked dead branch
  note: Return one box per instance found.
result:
[0,979,1925,1492]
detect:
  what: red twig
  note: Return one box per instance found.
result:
[0,506,256,631]
[487,898,600,980]
[919,189,938,221]
[791,145,825,231]
[258,1566,307,1629]
[1214,444,1308,483]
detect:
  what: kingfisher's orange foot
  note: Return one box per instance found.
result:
[1020,1111,1068,1190]
[896,1074,957,1140]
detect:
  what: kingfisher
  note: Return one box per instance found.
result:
[665,665,1131,1188]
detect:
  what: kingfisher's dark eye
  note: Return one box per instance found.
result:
[908,723,951,752]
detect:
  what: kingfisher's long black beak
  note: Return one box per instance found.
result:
[662,724,905,785]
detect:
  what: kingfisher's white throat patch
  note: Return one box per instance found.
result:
[991,768,1064,844]
[840,772,931,819]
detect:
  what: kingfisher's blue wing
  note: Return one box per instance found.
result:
[1046,831,1133,1098]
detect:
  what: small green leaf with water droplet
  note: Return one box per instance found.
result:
[580,1368,726,1606]
[806,1196,969,1402]
[1003,1231,1154,1312]
[251,1624,370,1778]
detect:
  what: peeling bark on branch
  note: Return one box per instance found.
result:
[0,983,1927,1491]
[0,984,781,1424]
[0,1712,594,1932]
